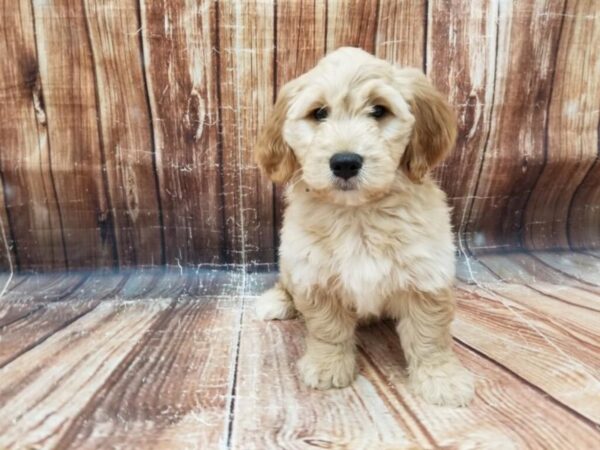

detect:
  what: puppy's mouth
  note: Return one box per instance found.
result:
[332,178,359,191]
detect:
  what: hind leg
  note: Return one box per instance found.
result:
[255,282,296,320]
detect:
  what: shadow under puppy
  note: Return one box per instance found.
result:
[254,47,474,407]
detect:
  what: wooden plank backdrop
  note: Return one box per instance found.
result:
[0,0,598,271]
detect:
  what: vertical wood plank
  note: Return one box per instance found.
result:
[32,0,117,268]
[273,1,327,254]
[375,0,425,68]
[0,0,66,270]
[523,0,600,250]
[0,186,15,272]
[275,1,327,87]
[326,0,378,52]
[140,0,223,266]
[464,0,567,254]
[569,158,600,250]
[219,0,276,266]
[429,0,498,244]
[82,0,164,266]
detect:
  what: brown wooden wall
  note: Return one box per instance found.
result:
[0,0,598,272]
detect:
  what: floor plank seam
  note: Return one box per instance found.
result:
[457,255,595,386]
[51,299,179,448]
[0,304,44,330]
[357,344,438,448]
[223,270,248,449]
[454,337,600,430]
[526,251,600,288]
[0,302,101,370]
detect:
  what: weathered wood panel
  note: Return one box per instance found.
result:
[83,0,164,267]
[326,0,378,52]
[430,0,497,243]
[0,274,127,368]
[219,0,276,266]
[0,186,15,272]
[530,251,600,286]
[464,0,567,254]
[32,0,117,269]
[0,273,88,331]
[523,0,600,250]
[53,298,242,449]
[140,0,223,266]
[0,0,66,270]
[0,299,170,448]
[455,284,600,423]
[0,1,598,271]
[570,161,600,250]
[375,0,425,68]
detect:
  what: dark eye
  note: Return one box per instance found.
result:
[369,105,388,119]
[312,107,328,121]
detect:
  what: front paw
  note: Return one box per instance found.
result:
[255,287,296,321]
[408,357,474,407]
[298,348,357,390]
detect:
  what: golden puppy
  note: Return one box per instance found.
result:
[254,47,474,407]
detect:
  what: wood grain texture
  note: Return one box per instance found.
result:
[326,0,378,52]
[0,1,599,271]
[523,0,600,250]
[0,185,15,271]
[54,298,242,448]
[375,0,425,68]
[32,0,117,269]
[0,0,66,270]
[229,274,600,449]
[83,0,164,267]
[0,273,127,368]
[0,257,599,448]
[570,158,600,250]
[429,0,498,240]
[0,299,170,448]
[140,0,223,266]
[219,0,276,266]
[464,0,567,254]
[530,251,600,286]
[360,325,599,449]
[0,273,88,330]
[455,285,600,423]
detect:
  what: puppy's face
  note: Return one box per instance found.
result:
[256,47,456,205]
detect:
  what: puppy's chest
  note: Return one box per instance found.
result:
[284,210,413,301]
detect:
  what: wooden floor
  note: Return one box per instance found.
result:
[0,251,599,449]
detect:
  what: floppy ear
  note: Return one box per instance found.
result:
[397,68,457,182]
[255,81,299,184]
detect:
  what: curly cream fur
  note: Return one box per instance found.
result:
[255,47,474,407]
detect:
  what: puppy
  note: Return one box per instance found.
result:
[254,47,474,407]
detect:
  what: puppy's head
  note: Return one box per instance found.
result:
[255,47,456,203]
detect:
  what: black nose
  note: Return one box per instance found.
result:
[329,152,363,180]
